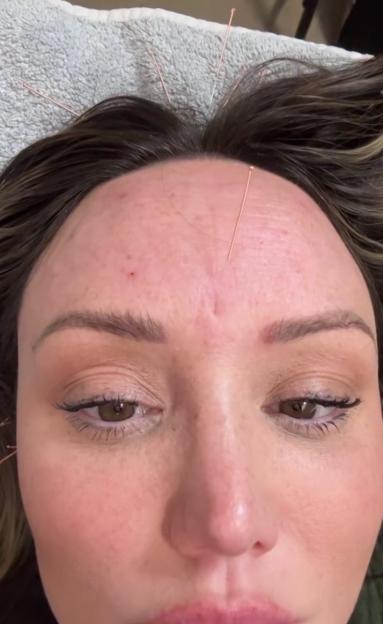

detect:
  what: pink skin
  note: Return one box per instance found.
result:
[16,158,383,624]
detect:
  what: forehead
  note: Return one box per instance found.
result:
[20,157,374,341]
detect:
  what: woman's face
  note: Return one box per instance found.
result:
[17,158,383,624]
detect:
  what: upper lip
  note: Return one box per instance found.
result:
[145,598,301,624]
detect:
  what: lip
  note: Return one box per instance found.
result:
[146,598,301,624]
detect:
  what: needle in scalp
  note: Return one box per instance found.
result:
[227,165,254,262]
[208,7,236,111]
[16,80,81,116]
[145,43,172,106]
[0,446,17,465]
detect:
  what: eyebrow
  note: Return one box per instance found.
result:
[32,310,166,352]
[31,308,377,355]
[260,309,376,347]
[31,308,376,353]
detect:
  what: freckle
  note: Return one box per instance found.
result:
[129,272,135,277]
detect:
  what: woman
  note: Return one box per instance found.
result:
[0,55,383,624]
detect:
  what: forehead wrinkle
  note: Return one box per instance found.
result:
[50,158,324,261]
[20,158,375,350]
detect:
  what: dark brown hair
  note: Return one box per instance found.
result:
[1,55,383,619]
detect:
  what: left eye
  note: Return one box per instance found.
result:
[280,398,332,420]
[263,394,361,438]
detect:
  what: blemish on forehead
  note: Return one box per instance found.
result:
[120,264,137,280]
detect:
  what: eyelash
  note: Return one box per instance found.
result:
[270,394,361,438]
[56,392,361,443]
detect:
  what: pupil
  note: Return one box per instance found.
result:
[99,400,133,422]
[284,399,316,419]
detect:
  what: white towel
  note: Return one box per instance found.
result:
[0,0,372,170]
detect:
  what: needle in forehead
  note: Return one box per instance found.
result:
[227,165,254,262]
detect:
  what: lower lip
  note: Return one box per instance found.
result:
[146,603,299,624]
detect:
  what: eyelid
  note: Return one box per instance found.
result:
[60,372,161,400]
[43,359,162,396]
[264,370,359,399]
[265,389,355,406]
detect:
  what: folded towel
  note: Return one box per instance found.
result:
[0,0,371,171]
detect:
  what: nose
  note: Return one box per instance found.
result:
[164,393,279,562]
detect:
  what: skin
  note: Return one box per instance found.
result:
[16,157,383,624]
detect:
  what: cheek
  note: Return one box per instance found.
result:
[17,445,162,585]
[284,430,383,583]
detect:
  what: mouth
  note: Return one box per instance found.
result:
[145,598,301,624]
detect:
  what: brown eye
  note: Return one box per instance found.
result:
[280,399,317,420]
[98,400,137,422]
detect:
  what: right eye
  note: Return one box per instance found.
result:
[56,393,163,442]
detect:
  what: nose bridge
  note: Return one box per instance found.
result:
[186,356,257,507]
[166,352,278,559]
[179,346,258,483]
